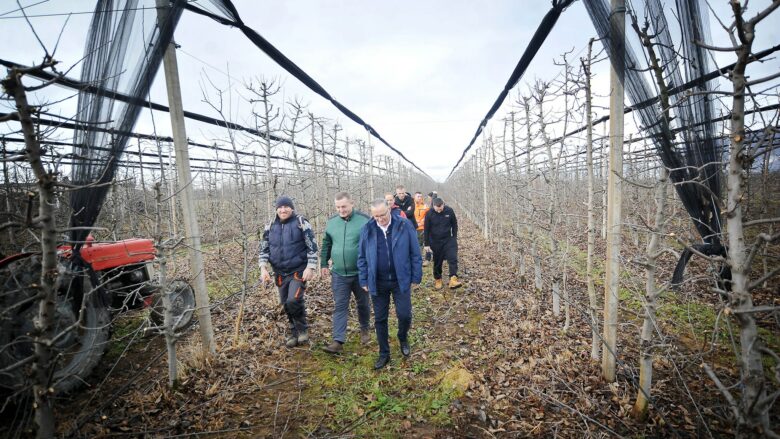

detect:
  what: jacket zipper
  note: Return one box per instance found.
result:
[342,217,348,275]
[384,230,391,280]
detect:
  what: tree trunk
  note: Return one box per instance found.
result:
[725,13,769,429]
[631,165,668,419]
[521,97,542,292]
[482,143,490,239]
[154,183,178,387]
[582,40,601,360]
[4,67,58,439]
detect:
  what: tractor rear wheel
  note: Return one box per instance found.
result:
[0,256,111,397]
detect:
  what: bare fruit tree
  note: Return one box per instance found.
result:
[702,1,780,434]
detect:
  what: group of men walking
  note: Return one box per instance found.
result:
[258,186,461,370]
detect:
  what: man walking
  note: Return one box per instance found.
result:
[413,192,431,266]
[358,199,422,369]
[384,193,407,219]
[424,198,462,290]
[259,196,318,348]
[394,185,416,229]
[320,192,372,354]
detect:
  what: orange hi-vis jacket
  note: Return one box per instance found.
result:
[414,201,429,231]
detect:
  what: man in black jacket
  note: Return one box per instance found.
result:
[394,185,416,229]
[424,198,462,290]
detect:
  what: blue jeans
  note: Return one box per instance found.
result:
[331,273,371,343]
[371,280,412,357]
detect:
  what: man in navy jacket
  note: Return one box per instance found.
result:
[259,196,318,348]
[358,199,422,369]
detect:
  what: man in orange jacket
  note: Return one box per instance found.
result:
[413,192,431,266]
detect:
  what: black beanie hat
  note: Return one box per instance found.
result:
[275,195,295,210]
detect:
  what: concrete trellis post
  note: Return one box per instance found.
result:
[156,0,216,355]
[602,0,625,382]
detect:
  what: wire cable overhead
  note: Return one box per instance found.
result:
[445,0,576,180]
[183,0,431,179]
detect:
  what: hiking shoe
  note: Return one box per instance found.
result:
[374,355,390,370]
[360,328,371,345]
[434,279,443,290]
[285,336,298,348]
[297,330,309,344]
[323,341,343,354]
[449,276,463,289]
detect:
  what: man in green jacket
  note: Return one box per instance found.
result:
[321,192,372,353]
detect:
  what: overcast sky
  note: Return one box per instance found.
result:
[2,0,779,181]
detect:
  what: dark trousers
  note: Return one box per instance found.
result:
[371,280,412,357]
[331,273,371,343]
[417,230,432,261]
[276,271,307,335]
[432,238,458,280]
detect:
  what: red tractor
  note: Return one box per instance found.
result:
[0,237,195,398]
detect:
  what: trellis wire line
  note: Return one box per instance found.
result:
[0,59,389,171]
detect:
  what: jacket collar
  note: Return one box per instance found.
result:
[276,213,296,224]
[369,216,398,232]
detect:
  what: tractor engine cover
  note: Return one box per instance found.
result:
[78,238,156,271]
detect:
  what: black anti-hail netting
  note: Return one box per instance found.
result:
[70,0,185,247]
[69,0,428,250]
[582,0,727,283]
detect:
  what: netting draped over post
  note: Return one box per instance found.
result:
[582,0,726,281]
[69,0,185,248]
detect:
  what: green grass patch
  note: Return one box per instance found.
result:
[302,344,455,436]
[618,287,643,313]
[206,280,234,300]
[759,327,780,380]
[105,311,147,361]
[466,310,482,334]
[206,273,256,300]
[559,240,606,286]
[300,280,456,436]
[656,294,727,347]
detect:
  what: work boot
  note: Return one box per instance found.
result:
[449,276,463,289]
[323,341,343,354]
[434,279,443,290]
[285,335,298,348]
[297,330,309,345]
[360,328,371,345]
